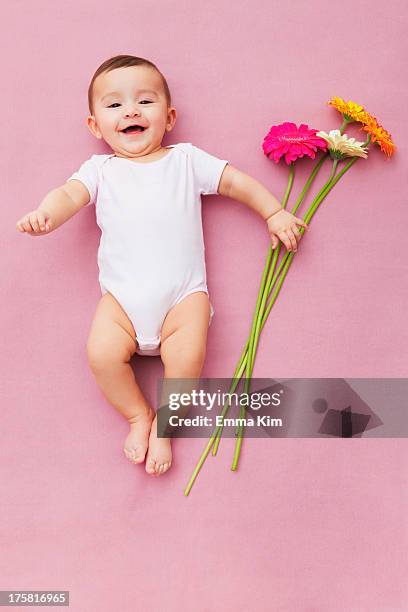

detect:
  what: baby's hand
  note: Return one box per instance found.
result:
[16,209,52,235]
[266,209,309,252]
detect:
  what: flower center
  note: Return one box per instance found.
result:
[281,135,309,143]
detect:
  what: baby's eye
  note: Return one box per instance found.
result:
[106,100,152,108]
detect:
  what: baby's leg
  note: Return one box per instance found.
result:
[86,292,154,465]
[145,291,211,476]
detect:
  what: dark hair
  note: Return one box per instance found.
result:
[87,54,172,115]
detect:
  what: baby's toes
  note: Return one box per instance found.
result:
[124,446,144,464]
[132,452,145,464]
[145,457,157,475]
[123,448,135,462]
[158,462,171,476]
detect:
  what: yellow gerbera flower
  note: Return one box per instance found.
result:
[360,116,396,158]
[328,96,369,124]
[316,129,368,159]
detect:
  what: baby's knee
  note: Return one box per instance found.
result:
[162,342,206,373]
[86,337,110,372]
[86,334,131,372]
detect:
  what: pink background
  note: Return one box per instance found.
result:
[3,0,408,610]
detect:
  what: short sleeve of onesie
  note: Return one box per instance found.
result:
[66,155,103,206]
[188,144,229,195]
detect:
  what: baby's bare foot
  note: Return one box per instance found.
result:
[123,407,154,465]
[145,414,172,476]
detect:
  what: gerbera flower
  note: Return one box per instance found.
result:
[328,96,370,124]
[263,122,328,165]
[316,129,368,159]
[361,116,396,158]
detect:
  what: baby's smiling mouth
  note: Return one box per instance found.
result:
[121,125,146,134]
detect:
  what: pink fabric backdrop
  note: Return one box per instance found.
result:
[3,0,407,610]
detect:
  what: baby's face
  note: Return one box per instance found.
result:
[87,65,176,159]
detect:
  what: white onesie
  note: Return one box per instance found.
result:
[67,142,229,356]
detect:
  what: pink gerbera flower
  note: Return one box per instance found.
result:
[263,122,328,165]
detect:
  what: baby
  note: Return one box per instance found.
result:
[16,55,308,477]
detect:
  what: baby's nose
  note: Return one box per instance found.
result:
[124,106,141,117]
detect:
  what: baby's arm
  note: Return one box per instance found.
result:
[16,180,90,236]
[218,164,308,252]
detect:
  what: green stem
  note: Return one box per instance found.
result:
[231,166,338,471]
[230,152,336,470]
[217,152,329,464]
[184,125,365,494]
[230,140,370,471]
[290,154,327,216]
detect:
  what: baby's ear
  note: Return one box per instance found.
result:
[166,107,177,132]
[86,115,102,139]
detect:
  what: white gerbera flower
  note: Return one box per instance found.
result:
[316,129,368,159]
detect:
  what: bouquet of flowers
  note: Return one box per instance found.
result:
[184,97,395,496]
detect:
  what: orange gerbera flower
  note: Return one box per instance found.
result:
[360,116,396,158]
